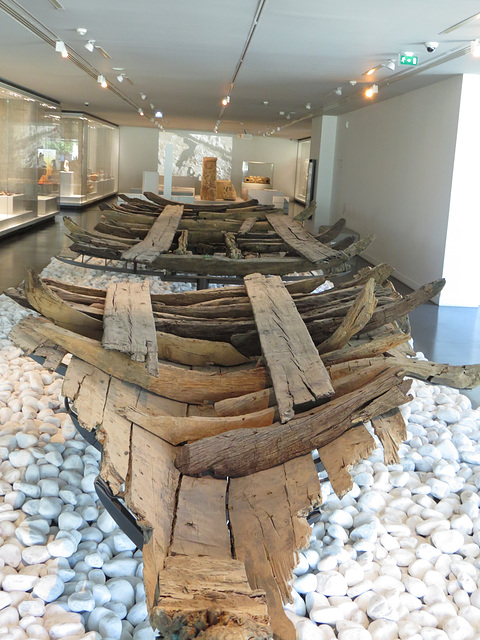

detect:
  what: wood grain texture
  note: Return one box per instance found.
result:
[229,455,321,640]
[103,281,159,376]
[266,213,338,263]
[14,317,268,405]
[318,425,377,497]
[121,205,184,262]
[245,273,333,422]
[176,366,408,478]
[372,408,408,465]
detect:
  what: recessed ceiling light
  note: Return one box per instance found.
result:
[112,67,125,71]
[263,100,269,105]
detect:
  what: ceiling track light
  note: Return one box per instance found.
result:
[140,93,147,100]
[305,103,311,110]
[364,64,382,77]
[471,39,480,58]
[335,87,342,96]
[155,111,163,118]
[76,27,87,36]
[221,95,230,106]
[97,75,107,88]
[138,108,144,116]
[116,74,124,83]
[55,40,68,58]
[85,40,95,52]
[365,84,378,98]
[385,59,396,71]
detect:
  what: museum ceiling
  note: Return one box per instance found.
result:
[1,0,480,138]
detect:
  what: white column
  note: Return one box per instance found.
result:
[308,115,337,233]
[163,143,174,199]
[440,75,480,306]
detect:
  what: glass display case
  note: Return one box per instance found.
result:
[294,138,311,204]
[0,81,61,236]
[241,161,274,200]
[60,113,119,207]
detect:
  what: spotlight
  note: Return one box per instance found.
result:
[286,114,291,120]
[85,40,95,53]
[76,27,87,36]
[305,103,311,110]
[155,111,163,118]
[97,75,107,88]
[279,111,285,115]
[386,59,396,71]
[349,80,357,86]
[116,74,124,83]
[276,127,280,131]
[221,95,230,106]
[365,84,378,98]
[150,104,155,110]
[335,87,342,96]
[55,40,68,58]
[366,67,376,76]
[471,39,480,58]
[138,108,144,116]
[140,93,147,100]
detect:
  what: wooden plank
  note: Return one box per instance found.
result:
[125,426,180,611]
[152,556,271,640]
[15,318,268,405]
[170,476,231,559]
[103,281,159,376]
[24,268,103,341]
[229,455,321,640]
[318,425,377,497]
[224,232,242,259]
[62,356,110,431]
[117,404,277,444]
[266,213,338,263]
[98,377,140,494]
[245,273,334,423]
[238,217,258,234]
[372,408,408,465]
[121,204,184,263]
[317,278,377,354]
[175,366,411,478]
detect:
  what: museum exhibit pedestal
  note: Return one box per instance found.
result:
[60,171,74,197]
[38,195,59,216]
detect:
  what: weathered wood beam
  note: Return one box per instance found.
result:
[121,205,184,263]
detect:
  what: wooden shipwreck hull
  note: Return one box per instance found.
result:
[7,269,480,640]
[61,201,374,277]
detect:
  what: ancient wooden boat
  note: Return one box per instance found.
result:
[8,266,480,640]
[60,203,373,277]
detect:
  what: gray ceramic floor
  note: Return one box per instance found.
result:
[1,203,479,407]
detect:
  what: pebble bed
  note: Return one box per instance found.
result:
[0,256,479,640]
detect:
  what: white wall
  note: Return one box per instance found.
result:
[441,75,480,307]
[118,126,158,192]
[118,126,298,199]
[332,76,463,291]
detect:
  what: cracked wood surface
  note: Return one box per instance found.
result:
[244,273,334,423]
[229,455,321,640]
[266,213,341,263]
[121,204,184,263]
[372,408,408,465]
[12,317,268,405]
[103,281,159,376]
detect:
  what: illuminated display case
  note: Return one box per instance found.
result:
[294,138,311,204]
[60,113,119,207]
[0,81,61,236]
[241,161,274,199]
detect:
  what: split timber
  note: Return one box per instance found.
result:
[7,266,480,640]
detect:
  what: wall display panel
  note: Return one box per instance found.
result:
[158,132,232,194]
[0,82,61,235]
[294,138,311,203]
[60,114,119,207]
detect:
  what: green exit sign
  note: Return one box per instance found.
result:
[400,53,419,66]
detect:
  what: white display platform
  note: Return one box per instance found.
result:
[241,181,272,200]
[60,171,74,197]
[0,193,25,215]
[248,188,284,206]
[38,195,59,216]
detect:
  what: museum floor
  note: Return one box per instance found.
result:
[0,202,479,408]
